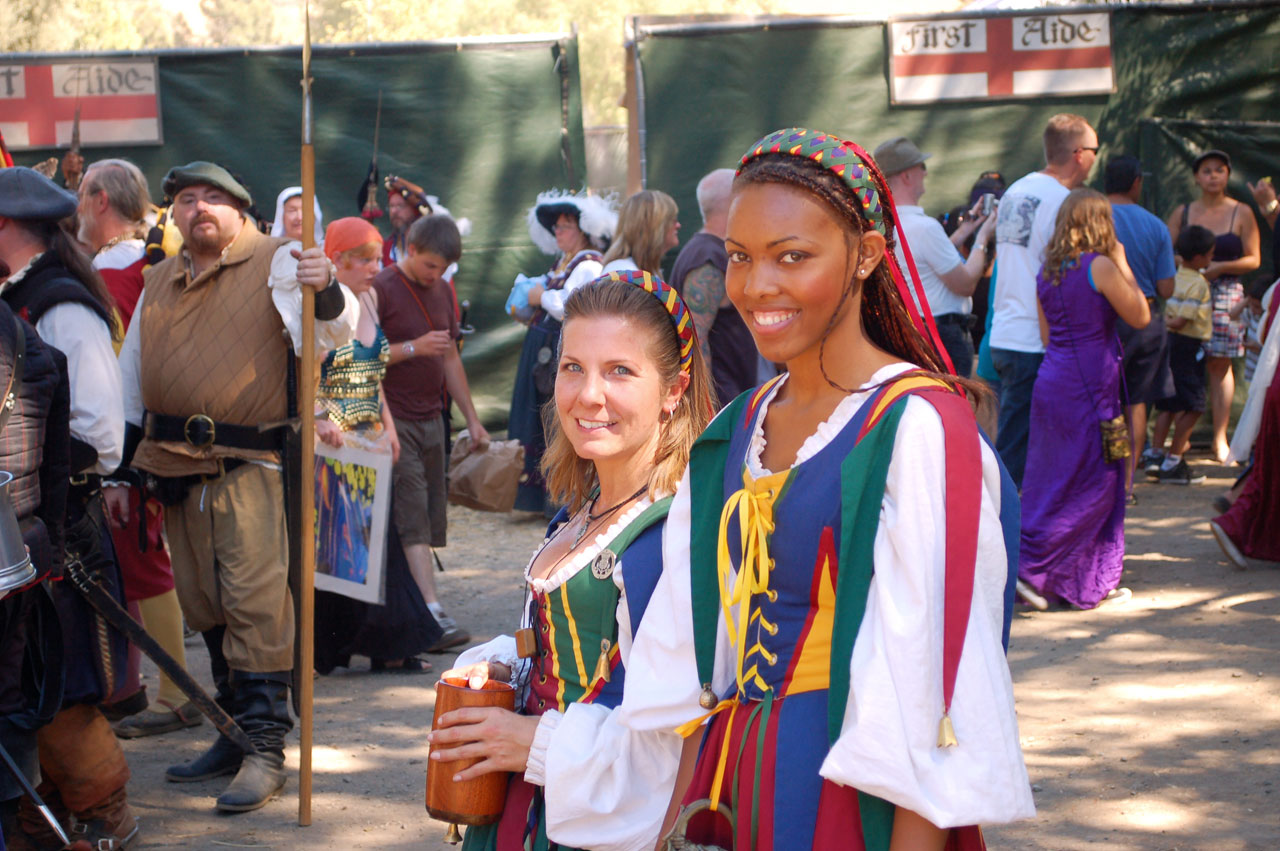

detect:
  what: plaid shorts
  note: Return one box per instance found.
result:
[1205,278,1246,358]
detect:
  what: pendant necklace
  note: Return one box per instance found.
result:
[572,484,648,548]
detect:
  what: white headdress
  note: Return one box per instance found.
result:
[526,189,618,256]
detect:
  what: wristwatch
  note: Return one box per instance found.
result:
[402,341,416,357]
[1264,198,1279,215]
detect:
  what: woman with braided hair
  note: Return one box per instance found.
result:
[428,271,714,851]
[602,129,1034,850]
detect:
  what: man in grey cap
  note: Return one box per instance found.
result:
[116,161,358,813]
[0,166,137,849]
[875,137,995,378]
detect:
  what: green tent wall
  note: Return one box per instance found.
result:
[631,3,1280,285]
[8,36,588,423]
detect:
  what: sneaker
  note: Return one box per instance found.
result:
[426,613,471,653]
[1139,448,1165,476]
[1157,458,1206,485]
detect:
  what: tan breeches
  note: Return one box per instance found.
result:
[165,463,294,672]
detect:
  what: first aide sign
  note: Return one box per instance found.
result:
[888,13,1115,104]
[0,59,163,151]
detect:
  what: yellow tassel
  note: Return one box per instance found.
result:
[594,639,611,684]
[937,713,958,748]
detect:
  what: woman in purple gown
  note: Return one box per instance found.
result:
[1018,189,1151,610]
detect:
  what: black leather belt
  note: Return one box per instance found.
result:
[934,313,976,328]
[68,473,102,501]
[143,411,281,452]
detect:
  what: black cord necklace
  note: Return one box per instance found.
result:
[573,484,649,547]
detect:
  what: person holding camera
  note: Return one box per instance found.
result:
[875,137,996,377]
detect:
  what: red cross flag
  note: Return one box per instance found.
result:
[888,13,1114,104]
[0,59,162,151]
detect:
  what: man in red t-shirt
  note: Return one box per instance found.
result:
[374,214,489,649]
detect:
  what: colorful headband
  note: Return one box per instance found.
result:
[601,270,695,373]
[737,127,959,377]
[739,128,887,236]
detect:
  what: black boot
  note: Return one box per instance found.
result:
[215,671,292,813]
[166,627,243,783]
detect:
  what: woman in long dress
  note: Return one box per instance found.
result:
[428,271,713,851]
[311,216,442,673]
[580,129,1035,850]
[1018,189,1150,610]
[507,191,617,515]
[1165,150,1261,461]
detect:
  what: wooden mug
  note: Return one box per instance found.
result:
[425,677,517,826]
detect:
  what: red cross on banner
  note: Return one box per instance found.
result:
[889,12,1115,104]
[0,60,162,151]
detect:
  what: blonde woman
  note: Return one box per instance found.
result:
[430,272,713,851]
[601,189,681,275]
[1020,189,1150,610]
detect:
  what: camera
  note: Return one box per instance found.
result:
[981,193,997,216]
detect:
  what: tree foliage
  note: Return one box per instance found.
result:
[0,0,790,124]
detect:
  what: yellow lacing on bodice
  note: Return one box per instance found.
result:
[676,467,789,810]
[717,468,788,697]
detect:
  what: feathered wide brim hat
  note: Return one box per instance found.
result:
[526,189,618,255]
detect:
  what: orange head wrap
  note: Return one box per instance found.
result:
[324,216,383,262]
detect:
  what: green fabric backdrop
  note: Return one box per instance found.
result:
[12,37,587,424]
[635,5,1280,291]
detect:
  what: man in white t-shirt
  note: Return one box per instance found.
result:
[875,137,996,377]
[989,113,1099,487]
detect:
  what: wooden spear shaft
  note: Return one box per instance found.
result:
[298,1,317,827]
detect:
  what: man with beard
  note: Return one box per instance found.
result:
[0,167,132,849]
[117,162,357,812]
[78,158,200,738]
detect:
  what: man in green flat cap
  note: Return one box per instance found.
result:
[116,161,358,813]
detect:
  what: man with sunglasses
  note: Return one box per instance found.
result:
[989,113,1099,487]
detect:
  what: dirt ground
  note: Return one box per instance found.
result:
[114,452,1278,850]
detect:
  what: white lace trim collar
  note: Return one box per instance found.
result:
[0,254,40,295]
[746,362,918,478]
[525,496,655,594]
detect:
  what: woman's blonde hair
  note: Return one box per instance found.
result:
[540,279,715,512]
[1044,188,1117,285]
[601,190,679,274]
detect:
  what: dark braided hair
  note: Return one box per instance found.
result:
[735,153,987,399]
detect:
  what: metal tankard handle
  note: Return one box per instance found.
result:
[658,798,734,851]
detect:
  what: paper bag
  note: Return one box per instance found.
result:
[448,431,525,513]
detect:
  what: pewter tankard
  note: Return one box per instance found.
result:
[0,472,35,599]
